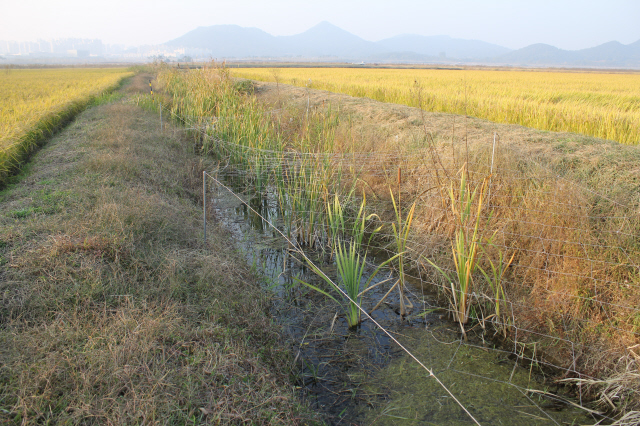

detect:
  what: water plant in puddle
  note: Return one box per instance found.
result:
[295,195,397,328]
[296,241,399,329]
[277,155,330,247]
[424,163,490,336]
[297,162,329,248]
[325,190,374,251]
[388,186,416,317]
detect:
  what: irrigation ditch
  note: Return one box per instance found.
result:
[204,171,596,425]
[141,64,640,424]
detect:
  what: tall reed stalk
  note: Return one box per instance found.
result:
[478,246,515,336]
[371,170,416,317]
[390,187,416,317]
[425,163,489,335]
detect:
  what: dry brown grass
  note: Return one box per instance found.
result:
[0,75,316,425]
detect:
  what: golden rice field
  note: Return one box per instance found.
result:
[231,67,640,145]
[0,68,132,182]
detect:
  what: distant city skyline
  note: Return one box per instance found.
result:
[0,38,126,57]
[2,0,639,51]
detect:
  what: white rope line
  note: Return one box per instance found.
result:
[205,171,483,426]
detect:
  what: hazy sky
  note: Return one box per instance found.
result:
[2,0,639,50]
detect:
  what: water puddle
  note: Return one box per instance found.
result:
[208,175,598,425]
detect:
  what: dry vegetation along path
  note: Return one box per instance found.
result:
[0,75,317,424]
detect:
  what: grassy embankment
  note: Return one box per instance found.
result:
[0,73,316,424]
[0,68,133,185]
[232,67,640,145]
[156,64,640,415]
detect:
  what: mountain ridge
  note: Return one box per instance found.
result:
[165,22,640,68]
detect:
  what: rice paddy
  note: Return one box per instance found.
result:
[231,67,640,145]
[0,67,133,184]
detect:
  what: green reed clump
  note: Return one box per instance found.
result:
[370,170,416,317]
[425,163,490,335]
[158,64,410,329]
[296,194,396,328]
[274,156,332,247]
[388,188,416,317]
[158,65,285,168]
[325,191,378,249]
[326,193,347,245]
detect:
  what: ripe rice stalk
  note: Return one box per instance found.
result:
[232,67,640,145]
[0,68,131,185]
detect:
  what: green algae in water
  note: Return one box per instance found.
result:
[358,327,595,425]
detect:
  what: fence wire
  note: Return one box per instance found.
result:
[151,94,639,423]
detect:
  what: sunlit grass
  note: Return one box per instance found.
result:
[0,67,133,183]
[425,164,489,336]
[232,67,640,145]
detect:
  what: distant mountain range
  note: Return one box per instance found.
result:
[499,40,640,67]
[165,22,640,68]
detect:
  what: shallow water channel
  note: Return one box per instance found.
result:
[208,177,598,425]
